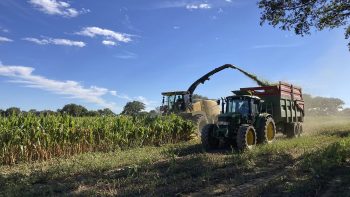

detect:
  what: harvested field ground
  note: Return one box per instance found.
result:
[1,116,350,196]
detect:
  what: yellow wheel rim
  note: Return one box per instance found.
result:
[267,122,275,141]
[247,129,255,146]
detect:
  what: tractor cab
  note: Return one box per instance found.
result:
[217,92,262,126]
[161,91,191,114]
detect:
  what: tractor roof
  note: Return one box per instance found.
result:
[161,91,189,96]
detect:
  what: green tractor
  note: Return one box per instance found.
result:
[202,82,304,151]
[202,94,275,150]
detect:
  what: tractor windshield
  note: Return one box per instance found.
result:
[226,98,249,115]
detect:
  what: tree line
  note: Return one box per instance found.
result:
[304,94,350,116]
[0,101,157,117]
[1,94,349,117]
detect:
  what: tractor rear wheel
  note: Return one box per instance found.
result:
[201,124,219,151]
[257,117,276,144]
[237,125,257,151]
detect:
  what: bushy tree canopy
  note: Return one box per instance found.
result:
[5,107,21,116]
[121,101,145,116]
[98,108,116,116]
[60,104,88,117]
[259,0,350,50]
[304,93,345,115]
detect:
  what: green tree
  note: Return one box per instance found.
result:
[40,110,56,116]
[98,108,116,116]
[259,0,350,50]
[304,93,345,115]
[28,109,38,115]
[60,104,88,117]
[0,109,5,116]
[121,101,145,116]
[86,110,100,116]
[5,107,21,116]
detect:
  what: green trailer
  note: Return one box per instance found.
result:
[201,82,305,151]
[241,81,305,137]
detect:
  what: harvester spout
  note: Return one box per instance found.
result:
[186,64,270,95]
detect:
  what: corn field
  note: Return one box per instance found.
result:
[0,114,195,165]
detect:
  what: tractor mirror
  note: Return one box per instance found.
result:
[217,99,221,105]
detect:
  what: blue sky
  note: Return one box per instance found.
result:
[0,0,349,113]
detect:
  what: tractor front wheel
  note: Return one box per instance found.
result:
[201,124,219,151]
[237,125,257,151]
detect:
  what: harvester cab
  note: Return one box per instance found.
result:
[160,91,191,114]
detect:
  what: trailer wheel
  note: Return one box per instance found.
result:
[297,122,303,136]
[257,117,276,144]
[286,123,301,138]
[237,125,257,151]
[201,124,219,151]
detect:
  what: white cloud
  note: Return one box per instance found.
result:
[77,27,132,44]
[0,36,13,42]
[186,3,211,10]
[114,51,137,59]
[0,63,116,109]
[51,38,86,47]
[23,37,86,47]
[102,40,117,46]
[23,37,49,45]
[0,27,9,33]
[109,90,117,96]
[28,0,88,18]
[154,1,236,10]
[115,94,157,111]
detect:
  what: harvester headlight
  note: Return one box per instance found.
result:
[218,121,229,126]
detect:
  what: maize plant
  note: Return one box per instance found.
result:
[0,114,195,165]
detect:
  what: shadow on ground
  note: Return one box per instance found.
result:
[0,148,294,196]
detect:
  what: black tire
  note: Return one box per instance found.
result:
[297,122,303,136]
[201,124,219,151]
[194,115,208,137]
[257,117,276,144]
[286,122,301,138]
[237,125,257,151]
